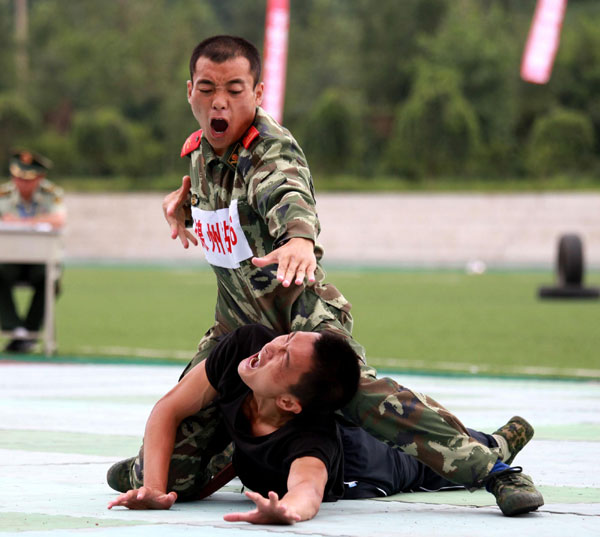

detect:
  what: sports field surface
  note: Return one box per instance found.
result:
[1,361,598,536]
[4,266,598,379]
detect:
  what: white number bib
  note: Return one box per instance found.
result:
[191,200,254,269]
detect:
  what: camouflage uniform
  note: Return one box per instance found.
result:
[0,179,64,332]
[124,108,499,498]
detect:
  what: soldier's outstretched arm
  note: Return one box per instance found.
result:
[163,175,199,249]
[251,237,316,287]
[107,361,217,510]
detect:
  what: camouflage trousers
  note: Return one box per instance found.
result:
[127,318,499,496]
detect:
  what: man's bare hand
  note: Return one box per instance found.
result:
[223,490,301,525]
[107,486,177,510]
[163,175,198,249]
[251,237,316,287]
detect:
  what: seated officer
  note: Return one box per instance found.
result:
[0,150,66,353]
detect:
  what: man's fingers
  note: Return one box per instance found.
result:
[170,222,198,249]
[293,260,314,286]
[251,254,275,268]
[107,490,136,509]
[245,490,267,505]
[280,259,299,288]
[155,491,177,509]
[170,222,181,240]
[174,176,192,205]
[223,512,245,522]
[183,229,198,247]
[164,176,191,216]
[224,510,261,523]
[306,260,316,283]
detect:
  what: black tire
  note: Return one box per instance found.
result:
[538,285,599,299]
[557,234,583,286]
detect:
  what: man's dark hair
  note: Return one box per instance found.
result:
[189,35,262,86]
[289,332,361,414]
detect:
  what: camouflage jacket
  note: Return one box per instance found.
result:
[0,179,64,219]
[181,107,352,337]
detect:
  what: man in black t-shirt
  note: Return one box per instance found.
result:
[108,324,361,523]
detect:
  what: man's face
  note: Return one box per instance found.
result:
[238,332,320,401]
[12,176,43,200]
[187,56,263,156]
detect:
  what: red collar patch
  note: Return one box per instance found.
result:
[241,126,259,149]
[180,129,203,157]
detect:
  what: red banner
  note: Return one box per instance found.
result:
[521,0,568,84]
[262,0,290,123]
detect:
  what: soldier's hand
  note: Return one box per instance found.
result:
[107,486,177,510]
[163,175,198,249]
[252,238,316,287]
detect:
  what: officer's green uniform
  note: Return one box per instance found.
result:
[124,108,500,498]
[0,152,64,345]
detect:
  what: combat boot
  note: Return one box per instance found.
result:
[492,416,534,465]
[106,457,136,492]
[485,466,544,516]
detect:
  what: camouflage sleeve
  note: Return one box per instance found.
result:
[247,137,320,246]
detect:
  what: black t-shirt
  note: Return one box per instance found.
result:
[205,324,345,502]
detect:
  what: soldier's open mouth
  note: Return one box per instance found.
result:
[211,118,228,133]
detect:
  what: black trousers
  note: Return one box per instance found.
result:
[340,424,497,499]
[0,263,48,332]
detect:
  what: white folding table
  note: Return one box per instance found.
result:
[0,224,63,355]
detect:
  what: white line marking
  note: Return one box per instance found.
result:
[74,347,600,378]
[76,345,192,360]
[373,357,600,379]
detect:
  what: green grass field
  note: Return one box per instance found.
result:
[5,266,600,379]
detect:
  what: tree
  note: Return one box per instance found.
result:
[383,63,481,178]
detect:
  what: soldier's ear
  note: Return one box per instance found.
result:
[254,82,264,106]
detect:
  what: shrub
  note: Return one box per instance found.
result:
[299,89,362,176]
[30,131,77,177]
[525,108,596,177]
[72,108,131,175]
[382,63,481,179]
[71,108,163,177]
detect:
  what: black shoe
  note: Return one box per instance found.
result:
[4,339,22,352]
[4,338,37,353]
[107,457,136,492]
[485,466,544,516]
[19,339,37,353]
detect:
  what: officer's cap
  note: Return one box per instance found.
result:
[9,150,53,180]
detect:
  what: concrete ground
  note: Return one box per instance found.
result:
[1,360,599,536]
[63,192,600,269]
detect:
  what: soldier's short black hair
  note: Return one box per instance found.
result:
[289,331,361,414]
[189,35,261,87]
